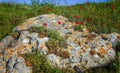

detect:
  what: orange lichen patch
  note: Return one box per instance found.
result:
[82,48,86,53]
[17,45,27,53]
[18,25,26,30]
[4,52,14,60]
[0,53,3,57]
[90,49,96,55]
[80,48,86,54]
[28,44,33,49]
[2,48,15,58]
[97,52,104,58]
[106,42,112,51]
[17,45,32,54]
[0,65,3,70]
[85,45,89,49]
[67,45,72,50]
[1,61,6,68]
[5,48,15,53]
[98,47,107,55]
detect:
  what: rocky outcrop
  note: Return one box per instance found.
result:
[0,14,120,73]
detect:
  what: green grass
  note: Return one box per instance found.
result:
[0,0,120,73]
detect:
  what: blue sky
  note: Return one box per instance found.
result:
[0,0,111,6]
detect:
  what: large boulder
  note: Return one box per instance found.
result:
[0,14,120,73]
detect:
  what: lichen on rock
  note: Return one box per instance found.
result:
[0,14,120,73]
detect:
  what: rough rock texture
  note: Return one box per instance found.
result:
[0,14,120,73]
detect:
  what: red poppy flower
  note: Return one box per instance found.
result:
[75,21,79,25]
[57,21,61,25]
[79,22,84,25]
[80,6,83,10]
[111,6,116,10]
[43,22,47,26]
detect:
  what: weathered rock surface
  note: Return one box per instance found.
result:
[0,14,120,73]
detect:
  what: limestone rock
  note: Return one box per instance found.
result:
[0,14,120,73]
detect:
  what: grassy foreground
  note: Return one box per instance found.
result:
[0,0,120,73]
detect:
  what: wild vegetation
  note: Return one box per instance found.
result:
[24,51,75,73]
[28,26,67,57]
[0,0,120,73]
